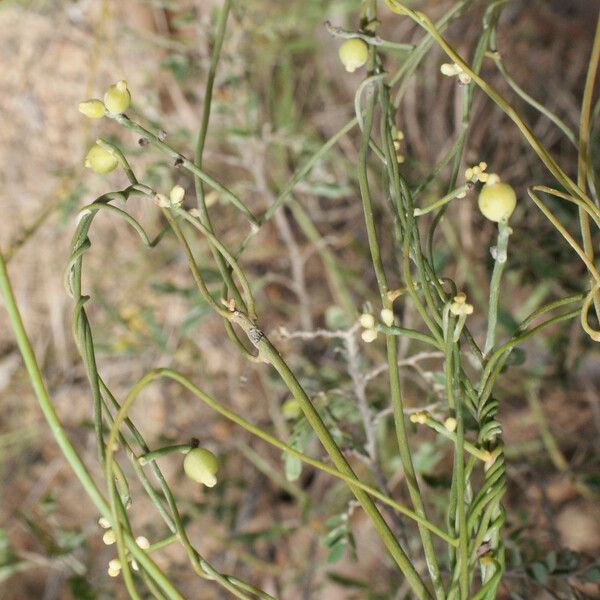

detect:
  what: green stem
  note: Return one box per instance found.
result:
[113,113,258,227]
[484,220,511,356]
[0,251,187,600]
[357,68,441,599]
[577,15,600,323]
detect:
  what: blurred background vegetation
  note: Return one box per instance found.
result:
[1,0,599,598]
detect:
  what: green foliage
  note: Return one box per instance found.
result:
[322,508,356,564]
[1,0,599,598]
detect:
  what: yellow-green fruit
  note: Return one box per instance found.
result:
[478,182,516,222]
[78,99,106,119]
[84,144,118,174]
[338,39,369,73]
[183,448,218,487]
[104,80,131,114]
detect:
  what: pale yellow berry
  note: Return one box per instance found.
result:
[98,517,110,529]
[380,308,394,327]
[85,144,118,174]
[444,417,457,432]
[169,185,185,206]
[361,328,378,343]
[108,559,121,571]
[79,99,106,119]
[107,566,121,578]
[478,181,517,222]
[359,313,375,329]
[135,536,150,550]
[338,39,369,73]
[183,448,218,487]
[102,529,116,545]
[104,80,131,114]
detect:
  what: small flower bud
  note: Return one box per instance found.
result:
[359,313,375,329]
[107,558,121,577]
[478,181,517,222]
[102,529,116,545]
[183,448,218,487]
[104,80,131,114]
[450,292,474,316]
[380,308,395,327]
[338,38,369,73]
[169,185,185,206]
[136,536,150,550]
[440,63,460,76]
[444,417,457,432]
[409,411,429,425]
[85,144,118,174]
[361,328,378,343]
[79,99,106,119]
[98,517,111,529]
[108,559,121,571]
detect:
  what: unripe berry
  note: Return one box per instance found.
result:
[183,448,218,487]
[478,182,516,222]
[104,80,131,114]
[79,99,106,119]
[338,39,369,73]
[85,144,118,174]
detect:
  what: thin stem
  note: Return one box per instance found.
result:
[577,15,600,323]
[0,252,187,600]
[484,221,511,356]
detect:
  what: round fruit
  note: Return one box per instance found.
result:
[338,39,369,73]
[183,448,218,487]
[478,182,516,222]
[104,80,131,114]
[84,144,118,174]
[78,99,106,119]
